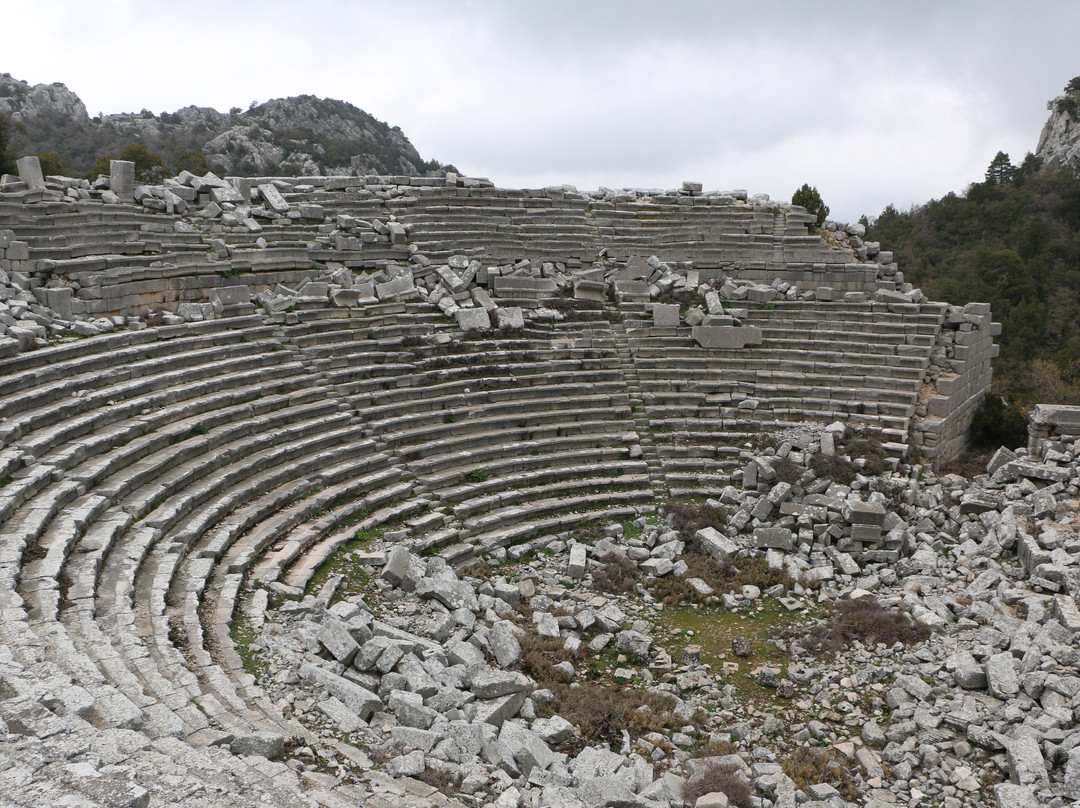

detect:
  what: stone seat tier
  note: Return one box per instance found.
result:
[0,316,270,399]
[26,418,391,743]
[418,444,635,494]
[449,464,650,520]
[402,429,634,477]
[632,355,927,382]
[361,391,631,439]
[377,401,633,453]
[468,503,646,554]
[355,379,630,425]
[0,340,295,458]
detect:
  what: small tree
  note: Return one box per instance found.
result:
[985,151,1016,185]
[175,150,209,175]
[34,152,66,177]
[792,183,829,227]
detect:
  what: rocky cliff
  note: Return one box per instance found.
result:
[0,73,450,178]
[1035,77,1080,168]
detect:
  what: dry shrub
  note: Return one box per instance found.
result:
[939,448,994,479]
[541,683,697,753]
[592,554,639,595]
[782,747,860,801]
[415,765,461,794]
[683,764,755,808]
[772,457,803,484]
[666,501,726,541]
[791,597,929,656]
[649,551,791,606]
[519,633,573,684]
[808,452,856,484]
[841,427,888,475]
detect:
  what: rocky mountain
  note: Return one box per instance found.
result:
[0,73,451,178]
[1035,77,1080,168]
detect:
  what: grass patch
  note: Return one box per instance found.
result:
[463,468,489,484]
[0,474,12,488]
[656,599,800,705]
[230,619,261,678]
[302,525,386,602]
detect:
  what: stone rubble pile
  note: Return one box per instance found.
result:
[236,422,1080,808]
[0,227,129,356]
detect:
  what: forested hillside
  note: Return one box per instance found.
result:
[866,154,1080,409]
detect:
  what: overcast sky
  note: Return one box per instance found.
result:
[5,1,1078,222]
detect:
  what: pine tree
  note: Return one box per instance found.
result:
[985,151,1016,185]
[791,184,829,227]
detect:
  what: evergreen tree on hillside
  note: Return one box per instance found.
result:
[0,113,15,175]
[985,151,1016,185]
[866,158,1080,408]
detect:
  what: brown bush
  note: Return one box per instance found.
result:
[648,552,791,606]
[788,597,929,656]
[808,452,856,484]
[666,501,726,541]
[772,457,804,484]
[518,633,573,684]
[541,683,699,753]
[782,747,860,801]
[683,764,755,808]
[592,554,639,596]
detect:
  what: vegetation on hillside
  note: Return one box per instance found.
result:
[0,112,15,175]
[866,153,1080,409]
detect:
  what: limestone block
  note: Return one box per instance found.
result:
[495,307,524,329]
[258,183,290,214]
[754,527,794,551]
[652,303,680,327]
[746,285,776,303]
[1004,733,1050,790]
[574,280,607,302]
[567,543,587,579]
[456,307,491,331]
[16,156,45,190]
[231,731,285,760]
[375,274,415,301]
[210,184,244,204]
[993,783,1041,808]
[985,652,1020,699]
[697,526,738,562]
[489,620,522,668]
[470,670,529,699]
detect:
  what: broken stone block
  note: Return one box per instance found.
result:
[456,307,491,331]
[754,527,794,551]
[231,731,285,760]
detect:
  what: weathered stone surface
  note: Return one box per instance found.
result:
[231,731,286,760]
